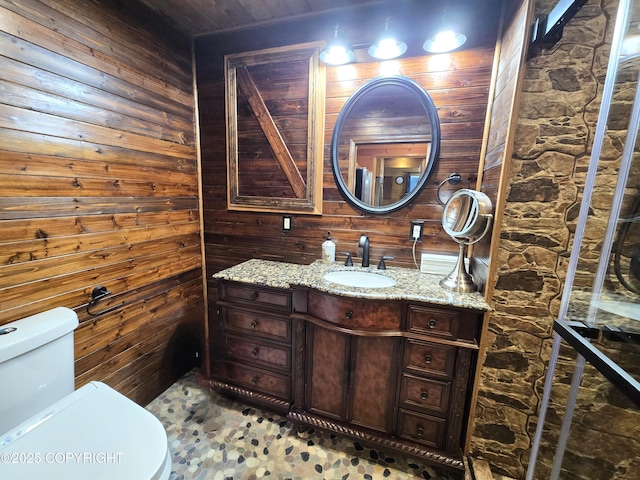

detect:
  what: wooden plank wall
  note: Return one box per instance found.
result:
[464,0,533,454]
[0,0,203,406]
[195,7,499,312]
[475,0,533,300]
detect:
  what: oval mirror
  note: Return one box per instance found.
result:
[330,76,441,214]
[442,189,493,240]
[440,189,493,293]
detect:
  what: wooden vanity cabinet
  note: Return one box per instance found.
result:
[210,280,483,471]
[210,281,295,412]
[291,289,483,471]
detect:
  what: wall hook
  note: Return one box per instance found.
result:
[87,285,125,316]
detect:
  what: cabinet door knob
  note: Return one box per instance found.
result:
[251,348,259,357]
[251,376,259,384]
[428,319,437,328]
[251,291,259,300]
[416,426,424,437]
[424,354,433,364]
[250,321,258,329]
[345,311,353,319]
[421,391,429,400]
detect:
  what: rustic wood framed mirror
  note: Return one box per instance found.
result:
[330,75,440,214]
[225,42,325,214]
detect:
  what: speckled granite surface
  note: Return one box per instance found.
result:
[146,369,465,480]
[212,260,490,312]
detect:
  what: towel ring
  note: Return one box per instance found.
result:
[436,173,471,205]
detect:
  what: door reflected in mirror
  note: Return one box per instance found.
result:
[349,141,430,206]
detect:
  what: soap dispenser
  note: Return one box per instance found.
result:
[322,231,336,263]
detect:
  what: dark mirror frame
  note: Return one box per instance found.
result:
[330,75,441,214]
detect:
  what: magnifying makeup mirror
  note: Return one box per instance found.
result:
[440,189,493,293]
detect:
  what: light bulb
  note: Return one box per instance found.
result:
[319,24,355,65]
[369,37,407,60]
[424,29,467,53]
[325,45,353,65]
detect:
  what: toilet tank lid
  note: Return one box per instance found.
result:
[0,307,79,364]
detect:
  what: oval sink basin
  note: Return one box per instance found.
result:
[323,270,396,288]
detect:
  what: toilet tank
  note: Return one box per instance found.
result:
[0,307,79,435]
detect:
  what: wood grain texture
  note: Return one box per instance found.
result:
[225,43,325,213]
[0,0,203,406]
[136,0,383,37]
[466,0,532,457]
[235,66,306,198]
[350,336,398,433]
[477,0,532,301]
[197,21,497,284]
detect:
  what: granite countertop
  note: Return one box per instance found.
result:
[213,259,490,312]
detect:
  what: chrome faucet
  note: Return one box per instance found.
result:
[359,235,370,267]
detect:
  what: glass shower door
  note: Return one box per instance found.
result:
[527,0,640,478]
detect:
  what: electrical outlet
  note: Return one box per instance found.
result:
[283,216,292,231]
[410,220,424,242]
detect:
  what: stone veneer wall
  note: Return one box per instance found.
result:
[472,0,640,478]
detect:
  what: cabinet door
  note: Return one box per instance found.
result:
[349,336,397,434]
[305,323,349,421]
[306,323,397,433]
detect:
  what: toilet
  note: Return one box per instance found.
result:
[0,307,172,479]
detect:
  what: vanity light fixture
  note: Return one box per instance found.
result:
[423,29,467,53]
[423,11,467,53]
[368,17,407,60]
[319,23,355,65]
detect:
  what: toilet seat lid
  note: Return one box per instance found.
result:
[0,382,170,480]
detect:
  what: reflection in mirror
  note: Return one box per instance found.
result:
[348,140,430,206]
[331,76,440,214]
[443,191,490,238]
[440,189,493,293]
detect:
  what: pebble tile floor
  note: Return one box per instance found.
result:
[145,369,466,480]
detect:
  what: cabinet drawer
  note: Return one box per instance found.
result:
[399,373,451,416]
[224,362,290,399]
[408,305,482,344]
[407,305,459,339]
[226,336,291,373]
[397,409,446,449]
[307,289,402,330]
[225,308,291,342]
[223,283,292,312]
[403,339,456,379]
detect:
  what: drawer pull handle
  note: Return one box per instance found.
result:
[416,426,424,437]
[251,348,259,357]
[251,376,259,384]
[420,391,429,400]
[345,311,353,319]
[424,355,433,364]
[428,319,437,328]
[251,292,259,300]
[250,321,258,329]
